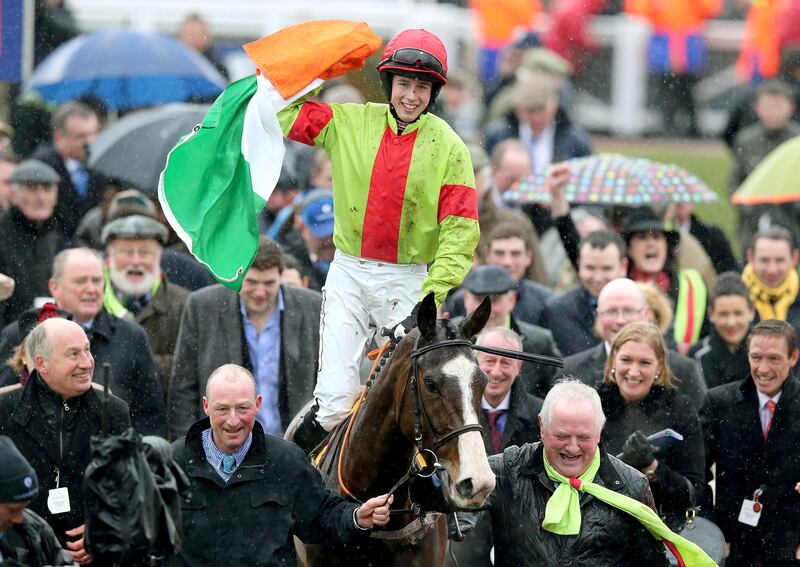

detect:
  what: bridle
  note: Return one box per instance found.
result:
[382,335,564,517]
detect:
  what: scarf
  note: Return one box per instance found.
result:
[542,451,716,567]
[630,266,671,294]
[103,267,161,320]
[742,263,800,321]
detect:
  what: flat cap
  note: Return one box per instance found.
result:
[107,189,157,219]
[462,265,517,296]
[11,159,60,185]
[102,214,168,245]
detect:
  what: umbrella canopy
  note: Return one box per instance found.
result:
[88,103,210,194]
[731,136,800,205]
[503,153,719,206]
[25,30,226,110]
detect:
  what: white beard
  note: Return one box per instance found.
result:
[109,264,158,296]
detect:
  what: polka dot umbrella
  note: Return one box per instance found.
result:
[502,153,719,206]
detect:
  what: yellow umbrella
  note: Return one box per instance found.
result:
[732,136,800,204]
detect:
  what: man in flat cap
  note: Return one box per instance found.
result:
[0,159,69,329]
[459,264,561,397]
[0,435,73,565]
[101,210,189,395]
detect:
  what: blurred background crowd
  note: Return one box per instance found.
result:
[2,0,800,565]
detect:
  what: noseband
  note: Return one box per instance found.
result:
[385,335,565,516]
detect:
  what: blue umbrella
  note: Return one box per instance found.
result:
[24,29,227,110]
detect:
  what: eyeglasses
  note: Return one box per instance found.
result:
[381,48,444,76]
[596,307,644,319]
[114,247,158,260]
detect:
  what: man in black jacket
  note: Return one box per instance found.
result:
[701,319,800,566]
[0,318,131,563]
[459,264,560,397]
[0,159,69,329]
[543,230,628,357]
[0,247,165,436]
[168,364,391,567]
[31,102,105,238]
[0,435,73,566]
[448,327,544,567]
[465,379,668,566]
[561,278,707,407]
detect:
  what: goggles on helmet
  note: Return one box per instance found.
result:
[380,48,445,78]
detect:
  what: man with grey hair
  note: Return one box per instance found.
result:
[0,318,130,564]
[465,378,670,565]
[101,209,189,391]
[0,159,68,328]
[560,277,706,406]
[0,248,165,436]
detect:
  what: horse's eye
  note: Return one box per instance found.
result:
[423,379,439,393]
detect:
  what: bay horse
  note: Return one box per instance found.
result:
[288,293,495,567]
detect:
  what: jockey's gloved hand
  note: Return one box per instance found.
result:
[390,301,422,341]
[620,431,655,471]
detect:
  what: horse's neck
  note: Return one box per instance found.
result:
[340,365,414,499]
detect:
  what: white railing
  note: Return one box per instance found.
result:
[64,0,746,136]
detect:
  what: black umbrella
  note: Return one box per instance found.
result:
[88,103,209,195]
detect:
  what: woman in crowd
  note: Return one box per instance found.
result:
[600,321,705,527]
[689,272,755,389]
[623,207,710,354]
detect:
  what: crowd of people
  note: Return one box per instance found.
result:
[1,7,800,567]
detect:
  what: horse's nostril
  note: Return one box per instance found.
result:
[456,478,474,498]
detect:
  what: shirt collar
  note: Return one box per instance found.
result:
[756,389,782,410]
[201,428,253,475]
[64,157,83,174]
[519,120,556,145]
[482,390,511,411]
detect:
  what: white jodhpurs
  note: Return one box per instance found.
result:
[314,250,427,430]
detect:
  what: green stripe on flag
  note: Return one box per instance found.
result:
[159,75,264,291]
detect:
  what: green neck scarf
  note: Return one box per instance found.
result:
[102,267,160,319]
[542,451,716,567]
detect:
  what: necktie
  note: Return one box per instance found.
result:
[484,409,507,454]
[763,400,777,440]
[71,165,89,199]
[222,455,236,474]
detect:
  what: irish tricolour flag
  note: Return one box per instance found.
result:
[158,21,381,290]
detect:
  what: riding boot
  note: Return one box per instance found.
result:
[294,403,328,456]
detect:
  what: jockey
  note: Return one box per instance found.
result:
[284,29,480,454]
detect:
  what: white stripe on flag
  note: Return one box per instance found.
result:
[242,74,324,203]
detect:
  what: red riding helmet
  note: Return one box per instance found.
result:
[376,29,448,113]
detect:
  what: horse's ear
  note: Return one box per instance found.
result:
[460,296,491,339]
[417,292,438,339]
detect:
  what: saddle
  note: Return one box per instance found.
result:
[312,412,353,492]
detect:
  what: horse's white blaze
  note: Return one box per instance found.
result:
[442,356,496,504]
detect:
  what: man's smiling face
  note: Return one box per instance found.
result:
[390,74,432,123]
[539,398,601,478]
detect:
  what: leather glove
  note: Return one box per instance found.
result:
[389,302,421,341]
[620,431,655,471]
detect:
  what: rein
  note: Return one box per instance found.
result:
[338,333,565,519]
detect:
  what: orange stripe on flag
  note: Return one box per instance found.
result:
[243,20,382,99]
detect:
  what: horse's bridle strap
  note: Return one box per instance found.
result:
[432,423,483,449]
[411,339,564,368]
